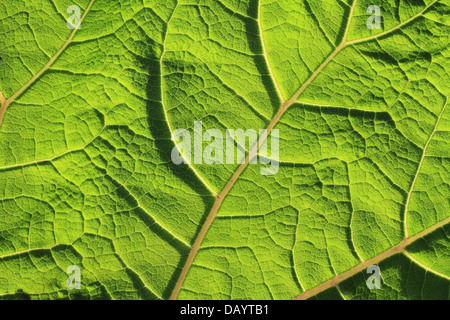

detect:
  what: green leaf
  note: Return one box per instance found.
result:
[0,0,448,300]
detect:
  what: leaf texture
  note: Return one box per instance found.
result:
[0,0,448,300]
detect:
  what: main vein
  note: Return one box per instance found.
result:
[294,216,450,300]
[169,0,359,300]
[1,0,444,300]
[403,98,448,238]
[169,0,446,300]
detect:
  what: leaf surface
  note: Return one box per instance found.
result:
[0,0,448,300]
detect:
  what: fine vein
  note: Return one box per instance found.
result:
[0,0,96,130]
[170,0,359,300]
[170,0,447,300]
